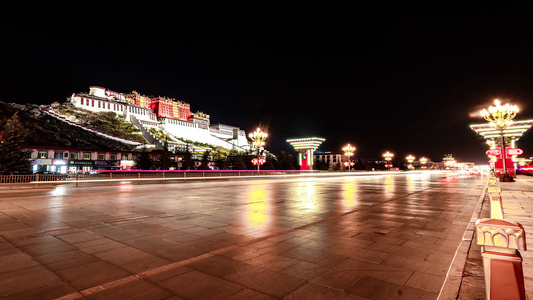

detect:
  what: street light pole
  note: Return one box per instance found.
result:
[481,99,518,182]
[406,155,415,170]
[343,144,356,171]
[249,128,268,172]
[383,151,394,171]
[420,157,428,169]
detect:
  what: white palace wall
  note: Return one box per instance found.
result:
[70,89,250,152]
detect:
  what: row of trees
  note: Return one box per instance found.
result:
[134,142,301,171]
[0,113,31,175]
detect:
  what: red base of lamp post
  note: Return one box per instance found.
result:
[501,173,515,182]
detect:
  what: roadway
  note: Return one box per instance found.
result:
[0,171,487,299]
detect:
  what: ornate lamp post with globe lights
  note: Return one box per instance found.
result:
[406,155,415,170]
[480,99,519,181]
[249,128,267,171]
[383,151,394,171]
[419,157,428,169]
[343,144,356,171]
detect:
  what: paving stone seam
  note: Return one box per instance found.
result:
[437,177,488,300]
[42,216,152,233]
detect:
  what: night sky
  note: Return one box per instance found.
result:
[2,7,533,164]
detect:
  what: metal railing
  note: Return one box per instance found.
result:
[0,169,418,187]
[0,174,69,184]
[0,170,315,186]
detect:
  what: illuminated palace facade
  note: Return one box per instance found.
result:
[68,86,250,152]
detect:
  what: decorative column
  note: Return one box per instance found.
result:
[249,128,267,171]
[475,218,527,300]
[287,138,325,171]
[480,99,519,182]
[383,151,393,171]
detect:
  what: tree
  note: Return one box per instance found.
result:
[314,158,329,170]
[274,150,297,170]
[234,161,247,170]
[135,147,153,170]
[180,149,194,170]
[233,155,247,170]
[157,141,173,170]
[215,158,228,170]
[262,157,275,170]
[0,113,31,174]
[197,150,211,170]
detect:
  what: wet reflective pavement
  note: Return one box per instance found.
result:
[0,172,487,299]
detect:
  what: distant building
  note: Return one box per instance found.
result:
[67,86,250,152]
[314,152,350,170]
[25,145,174,173]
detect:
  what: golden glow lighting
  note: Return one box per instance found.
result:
[249,128,268,148]
[406,155,415,163]
[343,144,356,157]
[383,151,394,161]
[480,99,519,129]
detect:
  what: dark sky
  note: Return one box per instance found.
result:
[2,6,533,164]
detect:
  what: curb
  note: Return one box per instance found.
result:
[437,177,488,299]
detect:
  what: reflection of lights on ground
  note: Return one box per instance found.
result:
[406,173,432,189]
[406,175,416,192]
[244,184,271,235]
[118,182,133,192]
[296,182,318,211]
[50,185,67,196]
[248,201,267,226]
[341,180,357,209]
[384,176,394,196]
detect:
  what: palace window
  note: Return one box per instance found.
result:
[70,152,78,160]
[83,152,91,160]
[37,151,48,159]
[98,153,105,160]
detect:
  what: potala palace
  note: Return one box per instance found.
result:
[61,86,251,153]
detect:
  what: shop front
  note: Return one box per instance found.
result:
[51,159,68,174]
[68,160,94,173]
[31,159,52,173]
[94,160,121,171]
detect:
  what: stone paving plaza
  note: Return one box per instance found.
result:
[0,172,531,299]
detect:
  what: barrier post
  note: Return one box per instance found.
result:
[487,186,504,220]
[475,219,527,300]
[76,172,79,187]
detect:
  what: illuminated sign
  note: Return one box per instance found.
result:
[120,160,135,167]
[52,159,67,165]
[251,158,266,165]
[485,149,501,156]
[507,148,523,156]
[69,160,93,165]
